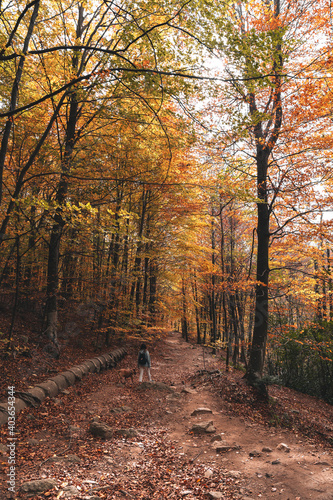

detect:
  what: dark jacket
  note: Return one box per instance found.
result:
[138,349,151,368]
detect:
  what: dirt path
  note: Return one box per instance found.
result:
[11,331,333,499]
[155,334,333,500]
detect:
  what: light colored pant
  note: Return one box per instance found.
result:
[139,366,152,382]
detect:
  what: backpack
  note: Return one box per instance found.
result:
[138,350,148,365]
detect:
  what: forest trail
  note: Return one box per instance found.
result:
[158,335,333,499]
[10,332,333,499]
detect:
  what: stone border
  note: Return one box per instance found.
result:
[0,347,127,427]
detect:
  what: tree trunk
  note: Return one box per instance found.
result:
[129,188,148,312]
[210,219,217,349]
[148,260,157,323]
[0,1,40,204]
[192,272,201,344]
[181,277,188,341]
[247,151,270,379]
[44,4,84,352]
[246,0,282,382]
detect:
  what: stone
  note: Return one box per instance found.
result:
[0,413,7,427]
[191,407,213,416]
[272,459,281,465]
[137,382,175,393]
[26,387,47,404]
[211,434,224,442]
[114,428,139,438]
[207,492,224,499]
[84,360,97,373]
[14,398,29,412]
[90,358,102,372]
[0,402,8,413]
[20,479,57,495]
[121,406,132,412]
[49,374,69,391]
[0,443,8,454]
[49,454,81,463]
[36,380,59,398]
[110,407,123,414]
[60,371,76,386]
[76,364,90,376]
[62,485,80,496]
[191,420,214,434]
[239,488,252,496]
[180,490,193,496]
[213,442,233,453]
[262,446,272,453]
[229,471,242,478]
[27,439,39,446]
[205,424,216,434]
[110,405,132,414]
[94,356,106,369]
[89,421,113,439]
[68,366,84,380]
[204,469,214,478]
[277,442,290,452]
[181,387,197,394]
[249,450,261,457]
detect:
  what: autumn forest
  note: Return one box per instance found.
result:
[1,0,333,404]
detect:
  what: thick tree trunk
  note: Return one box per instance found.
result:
[245,0,282,382]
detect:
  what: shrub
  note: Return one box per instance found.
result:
[267,321,333,405]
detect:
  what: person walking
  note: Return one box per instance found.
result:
[138,343,152,382]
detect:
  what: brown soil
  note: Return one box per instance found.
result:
[1,331,333,499]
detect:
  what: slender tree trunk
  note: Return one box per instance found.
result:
[142,216,151,314]
[0,1,40,204]
[61,229,78,299]
[45,5,84,352]
[181,277,188,341]
[130,189,148,313]
[210,218,217,349]
[148,260,157,323]
[0,95,67,246]
[192,271,201,344]
[8,235,20,344]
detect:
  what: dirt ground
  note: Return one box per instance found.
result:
[1,331,333,499]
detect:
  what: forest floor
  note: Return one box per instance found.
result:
[1,331,333,499]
